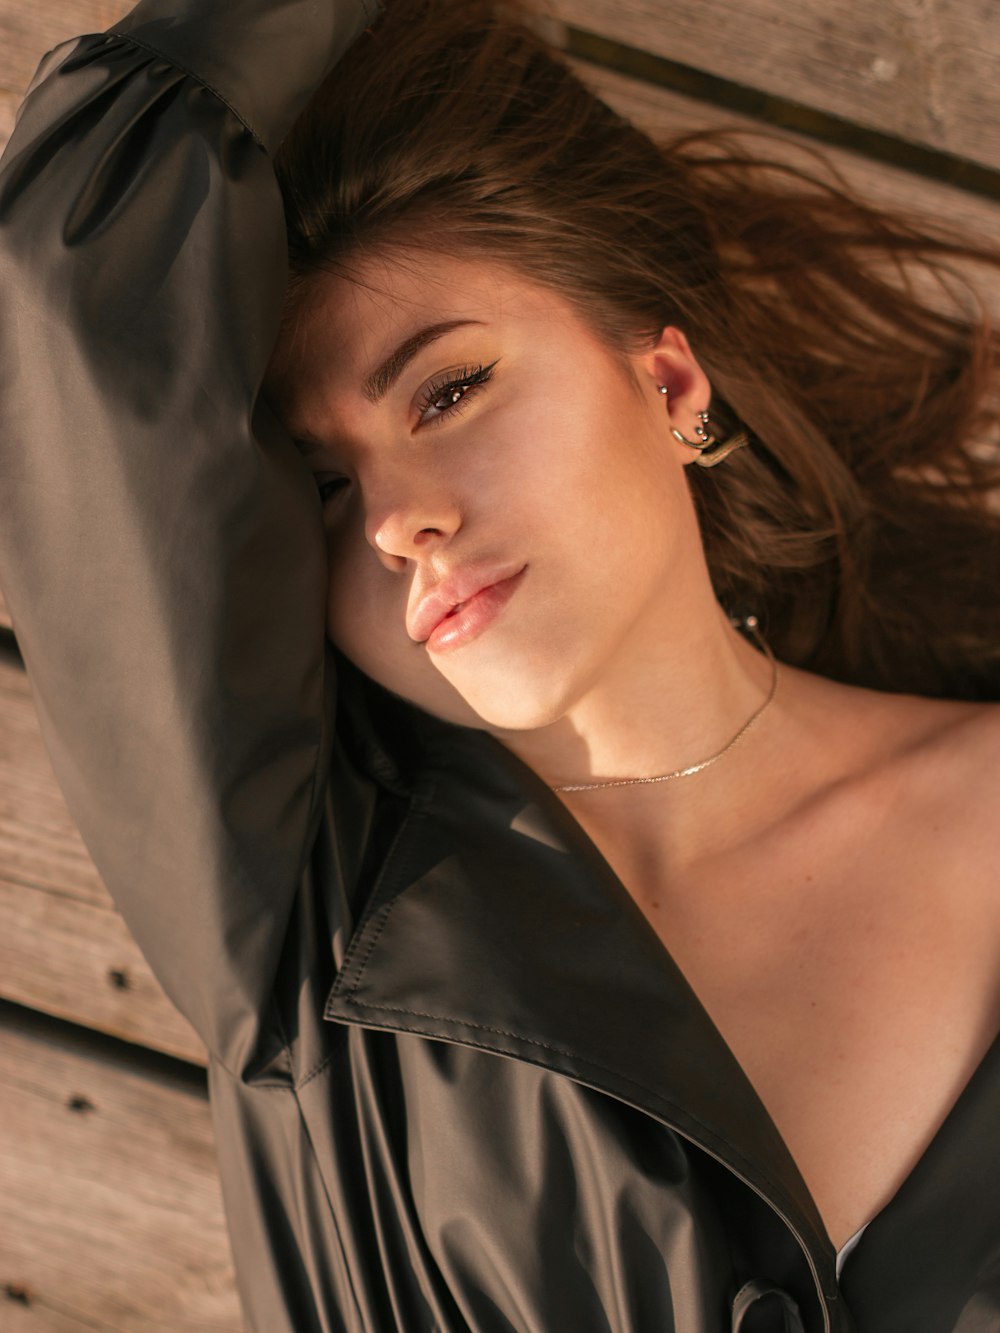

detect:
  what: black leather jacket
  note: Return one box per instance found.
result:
[1,3,998,1330]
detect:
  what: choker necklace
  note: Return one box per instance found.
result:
[550,616,778,793]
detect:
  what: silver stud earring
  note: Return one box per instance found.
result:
[657,385,669,396]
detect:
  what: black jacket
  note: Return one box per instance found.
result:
[1,3,998,1330]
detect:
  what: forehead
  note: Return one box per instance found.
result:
[265,248,599,416]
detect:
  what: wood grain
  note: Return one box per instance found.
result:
[0,653,206,1066]
[549,0,1000,173]
[0,655,108,909]
[0,88,18,153]
[0,880,207,1067]
[0,1004,242,1331]
[575,61,1000,318]
[0,2,131,103]
[2,1,999,176]
[0,4,994,288]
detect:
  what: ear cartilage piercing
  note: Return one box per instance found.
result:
[671,414,718,451]
[657,386,750,468]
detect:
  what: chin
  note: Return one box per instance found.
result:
[340,633,580,734]
[440,663,579,732]
[391,670,570,733]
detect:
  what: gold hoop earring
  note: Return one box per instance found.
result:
[657,387,751,469]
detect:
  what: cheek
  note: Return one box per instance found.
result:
[322,528,484,728]
[322,528,404,684]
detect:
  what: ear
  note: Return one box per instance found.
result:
[637,326,714,466]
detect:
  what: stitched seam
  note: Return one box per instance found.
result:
[326,771,438,1002]
[330,1003,794,1214]
[323,754,826,1248]
[338,1003,575,1053]
[343,901,396,999]
[298,1048,340,1090]
[107,29,263,148]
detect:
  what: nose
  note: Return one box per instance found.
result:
[364,485,463,569]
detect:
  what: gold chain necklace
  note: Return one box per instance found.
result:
[551,616,778,793]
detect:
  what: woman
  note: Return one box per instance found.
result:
[1,0,998,1329]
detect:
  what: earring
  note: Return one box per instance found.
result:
[657,387,750,469]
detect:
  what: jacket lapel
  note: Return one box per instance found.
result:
[325,708,835,1281]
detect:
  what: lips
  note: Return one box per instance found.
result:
[408,562,527,645]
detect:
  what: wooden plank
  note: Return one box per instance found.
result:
[549,0,1000,174]
[575,61,1000,319]
[0,652,206,1066]
[0,88,18,156]
[0,5,997,274]
[0,654,107,908]
[0,2,130,102]
[0,880,206,1067]
[0,1003,242,1331]
[3,0,1000,178]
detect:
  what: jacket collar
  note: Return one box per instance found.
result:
[325,704,837,1289]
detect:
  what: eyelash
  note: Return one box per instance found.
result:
[314,361,499,505]
[416,360,499,423]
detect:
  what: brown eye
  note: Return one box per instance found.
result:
[432,384,469,411]
[417,360,499,424]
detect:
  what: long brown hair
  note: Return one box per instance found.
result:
[275,0,1000,699]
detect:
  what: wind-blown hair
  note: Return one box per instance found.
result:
[275,0,1000,699]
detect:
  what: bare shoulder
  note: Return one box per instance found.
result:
[778,667,1000,913]
[789,664,1000,780]
[843,682,1000,917]
[889,688,1000,796]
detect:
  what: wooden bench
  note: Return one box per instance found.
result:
[1,1,998,1327]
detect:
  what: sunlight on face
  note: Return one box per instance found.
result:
[265,250,709,735]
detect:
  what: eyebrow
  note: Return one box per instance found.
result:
[362,319,483,405]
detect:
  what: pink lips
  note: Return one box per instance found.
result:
[427,568,527,652]
[409,564,527,653]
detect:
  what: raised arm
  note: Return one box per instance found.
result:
[0,0,378,1072]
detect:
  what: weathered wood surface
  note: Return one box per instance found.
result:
[0,2,131,102]
[547,0,1000,174]
[577,62,1000,318]
[0,3,995,255]
[0,87,18,150]
[2,0,1000,175]
[1,1,996,251]
[0,1002,242,1331]
[0,649,206,1066]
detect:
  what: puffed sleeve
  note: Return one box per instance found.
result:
[0,0,379,1073]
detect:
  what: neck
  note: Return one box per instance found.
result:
[485,598,784,873]
[492,603,773,782]
[552,617,776,793]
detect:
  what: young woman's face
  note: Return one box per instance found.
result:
[265,250,712,733]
